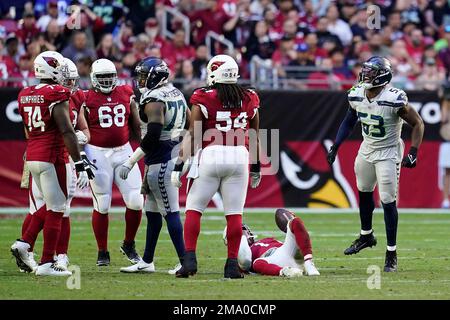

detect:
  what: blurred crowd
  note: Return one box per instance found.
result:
[1,0,450,90]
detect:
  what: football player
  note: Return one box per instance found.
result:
[171,54,262,279]
[19,57,91,272]
[227,209,320,277]
[11,51,94,276]
[327,56,424,272]
[118,57,190,274]
[84,58,143,266]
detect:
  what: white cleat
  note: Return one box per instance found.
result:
[304,259,320,276]
[55,254,70,271]
[11,240,37,273]
[35,262,72,276]
[120,260,155,273]
[168,263,182,275]
[279,266,303,277]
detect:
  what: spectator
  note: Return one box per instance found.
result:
[326,5,353,46]
[62,30,97,63]
[366,32,390,57]
[3,33,20,73]
[223,0,255,48]
[125,0,156,35]
[144,17,166,50]
[89,0,126,34]
[16,11,39,47]
[330,49,351,80]
[350,6,368,40]
[244,20,276,61]
[298,0,318,32]
[9,53,34,88]
[116,20,135,54]
[131,33,150,62]
[405,28,426,65]
[315,16,342,49]
[175,60,203,91]
[425,0,450,33]
[384,10,404,43]
[272,36,296,77]
[280,18,303,44]
[438,26,450,77]
[96,33,120,60]
[416,58,445,91]
[192,45,208,79]
[249,0,277,20]
[36,0,67,32]
[439,81,450,208]
[189,0,230,45]
[45,19,64,51]
[389,39,420,89]
[274,0,295,30]
[76,56,93,89]
[161,29,195,72]
[304,32,327,64]
[286,43,315,81]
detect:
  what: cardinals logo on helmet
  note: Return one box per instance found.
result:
[43,56,60,68]
[210,61,225,71]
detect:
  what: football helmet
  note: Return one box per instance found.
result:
[223,224,256,247]
[206,54,239,86]
[134,57,169,93]
[34,51,67,84]
[62,58,79,92]
[90,58,117,94]
[359,56,393,89]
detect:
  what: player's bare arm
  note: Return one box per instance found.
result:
[398,105,425,168]
[327,107,359,165]
[128,99,142,143]
[249,109,261,188]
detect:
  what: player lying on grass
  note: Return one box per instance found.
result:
[224,209,320,277]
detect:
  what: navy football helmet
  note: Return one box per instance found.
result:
[359,56,393,89]
[134,57,169,93]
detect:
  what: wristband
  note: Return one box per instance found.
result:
[174,161,184,172]
[74,160,84,172]
[250,162,261,173]
[409,147,418,156]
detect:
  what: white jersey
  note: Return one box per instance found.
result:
[139,83,187,141]
[348,84,407,163]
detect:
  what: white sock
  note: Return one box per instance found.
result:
[387,245,396,251]
[360,229,373,235]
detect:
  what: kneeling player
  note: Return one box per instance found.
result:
[228,209,320,277]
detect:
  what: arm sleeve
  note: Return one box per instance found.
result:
[334,107,358,148]
[140,122,163,154]
[248,89,260,119]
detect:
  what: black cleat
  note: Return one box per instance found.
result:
[96,250,110,266]
[224,258,244,279]
[384,250,397,272]
[344,233,377,255]
[120,241,141,264]
[176,251,197,278]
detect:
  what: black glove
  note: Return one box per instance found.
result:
[327,144,338,165]
[402,147,418,168]
[80,151,97,179]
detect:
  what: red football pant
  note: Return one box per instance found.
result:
[22,205,47,251]
[124,208,142,244]
[41,210,63,264]
[21,213,33,239]
[56,217,70,255]
[253,259,282,276]
[225,214,242,259]
[92,210,109,251]
[184,210,202,252]
[290,217,313,260]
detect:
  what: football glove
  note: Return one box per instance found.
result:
[75,130,88,145]
[119,160,133,180]
[80,151,96,179]
[74,161,89,189]
[250,162,261,188]
[327,144,338,165]
[279,266,303,277]
[171,161,184,188]
[402,147,418,168]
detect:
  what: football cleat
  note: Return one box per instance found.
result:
[97,250,110,266]
[35,262,72,276]
[279,266,303,277]
[344,233,377,255]
[55,254,70,271]
[120,241,141,264]
[168,262,182,275]
[303,259,320,276]
[11,240,37,273]
[120,260,155,273]
[224,258,244,279]
[176,251,197,278]
[384,250,398,272]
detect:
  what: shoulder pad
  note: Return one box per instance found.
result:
[377,87,408,108]
[140,89,164,106]
[347,84,364,102]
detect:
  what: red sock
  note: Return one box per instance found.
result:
[56,217,70,255]
[253,259,282,276]
[290,217,313,260]
[184,210,202,252]
[92,210,109,251]
[22,205,47,251]
[41,210,63,264]
[225,214,242,259]
[21,213,33,239]
[124,208,142,244]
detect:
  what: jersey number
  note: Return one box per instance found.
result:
[98,104,126,128]
[166,100,187,131]
[357,112,385,138]
[215,111,248,132]
[23,106,45,132]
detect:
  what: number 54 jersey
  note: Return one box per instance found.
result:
[348,85,407,163]
[84,85,135,148]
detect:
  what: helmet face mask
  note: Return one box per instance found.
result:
[358,56,393,89]
[90,59,118,94]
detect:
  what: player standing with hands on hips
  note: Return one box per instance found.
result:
[327,56,424,272]
[171,54,262,279]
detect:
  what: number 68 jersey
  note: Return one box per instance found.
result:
[84,84,135,148]
[348,84,407,163]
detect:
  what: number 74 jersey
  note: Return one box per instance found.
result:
[348,84,407,162]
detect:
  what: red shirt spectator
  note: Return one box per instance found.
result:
[161,29,195,70]
[16,12,39,46]
[405,29,426,65]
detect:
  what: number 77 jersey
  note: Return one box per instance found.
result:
[84,85,135,148]
[348,84,407,162]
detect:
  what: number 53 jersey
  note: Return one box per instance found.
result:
[348,84,407,163]
[84,85,135,148]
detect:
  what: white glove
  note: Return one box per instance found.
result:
[250,172,261,188]
[119,160,134,180]
[75,130,88,145]
[279,266,303,277]
[76,171,89,189]
[171,171,182,188]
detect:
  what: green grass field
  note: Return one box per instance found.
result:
[1,210,449,300]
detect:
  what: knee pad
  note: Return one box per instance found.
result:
[379,191,396,204]
[124,191,144,211]
[95,194,112,214]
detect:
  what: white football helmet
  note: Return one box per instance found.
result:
[34,51,67,84]
[206,54,240,86]
[90,58,117,93]
[62,57,79,92]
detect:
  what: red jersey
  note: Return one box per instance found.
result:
[69,89,86,128]
[250,238,283,261]
[189,88,260,149]
[84,85,135,148]
[18,83,71,163]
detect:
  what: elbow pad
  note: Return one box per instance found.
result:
[140,123,163,154]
